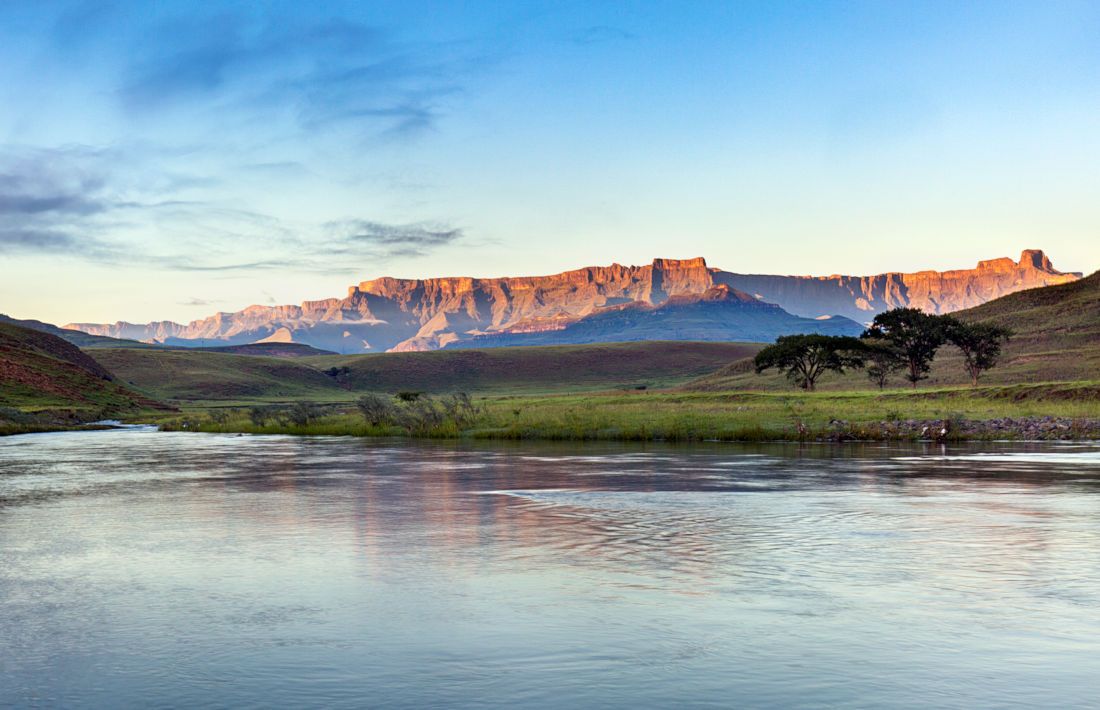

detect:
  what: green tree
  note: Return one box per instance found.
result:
[862,308,946,388]
[942,318,1013,386]
[754,334,867,391]
[863,341,905,389]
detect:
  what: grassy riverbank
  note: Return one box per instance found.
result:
[157,380,1100,441]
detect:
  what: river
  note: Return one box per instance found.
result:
[2,428,1099,708]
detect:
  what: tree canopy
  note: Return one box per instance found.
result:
[942,318,1013,386]
[862,308,947,388]
[753,334,866,391]
[863,340,905,389]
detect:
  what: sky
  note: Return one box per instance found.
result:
[2,0,1099,325]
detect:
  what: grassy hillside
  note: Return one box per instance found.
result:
[950,269,1100,382]
[0,322,164,429]
[301,341,764,395]
[181,342,336,357]
[96,340,765,405]
[91,349,348,405]
[688,270,1100,392]
[0,313,159,349]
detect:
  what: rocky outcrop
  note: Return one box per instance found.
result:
[446,285,863,349]
[66,251,1080,353]
[714,250,1079,322]
[69,257,720,353]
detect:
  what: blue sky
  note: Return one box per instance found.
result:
[2,1,1098,324]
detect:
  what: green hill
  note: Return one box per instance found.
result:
[0,322,165,429]
[687,271,1100,392]
[950,270,1100,382]
[90,349,348,405]
[303,341,764,395]
[95,340,765,405]
[0,313,158,349]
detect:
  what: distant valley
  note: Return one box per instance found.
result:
[63,250,1078,353]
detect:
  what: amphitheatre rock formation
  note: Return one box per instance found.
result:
[67,250,1079,353]
[717,249,1078,322]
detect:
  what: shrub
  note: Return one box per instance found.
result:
[357,393,396,426]
[393,397,444,433]
[287,401,319,426]
[441,392,479,427]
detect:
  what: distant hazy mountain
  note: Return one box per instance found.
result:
[65,251,1079,353]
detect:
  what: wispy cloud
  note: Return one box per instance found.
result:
[118,12,491,139]
[0,147,116,256]
[178,297,218,307]
[0,144,462,272]
[0,229,78,252]
[324,219,463,258]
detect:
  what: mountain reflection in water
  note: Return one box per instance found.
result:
[2,430,1099,709]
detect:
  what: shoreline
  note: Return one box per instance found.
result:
[156,414,1100,443]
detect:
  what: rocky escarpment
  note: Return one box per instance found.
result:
[66,251,1080,353]
[715,250,1079,322]
[446,285,862,348]
[69,258,717,353]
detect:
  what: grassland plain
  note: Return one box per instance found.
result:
[93,341,765,405]
[159,381,1100,442]
[0,322,167,434]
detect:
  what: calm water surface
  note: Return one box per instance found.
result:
[2,429,1100,708]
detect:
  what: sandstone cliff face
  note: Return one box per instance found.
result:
[446,284,863,349]
[66,251,1079,352]
[714,250,1079,322]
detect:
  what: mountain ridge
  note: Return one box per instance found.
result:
[65,250,1078,353]
[445,284,862,349]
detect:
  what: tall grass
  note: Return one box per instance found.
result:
[158,381,1100,442]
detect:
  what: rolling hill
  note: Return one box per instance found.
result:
[0,321,166,425]
[90,349,348,405]
[0,313,156,349]
[687,270,1100,392]
[93,340,765,405]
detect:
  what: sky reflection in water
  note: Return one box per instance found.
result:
[2,430,1099,708]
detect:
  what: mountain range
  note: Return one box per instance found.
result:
[65,250,1078,353]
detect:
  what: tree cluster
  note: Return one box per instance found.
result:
[754,308,1012,390]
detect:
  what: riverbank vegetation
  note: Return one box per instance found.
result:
[155,380,1100,442]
